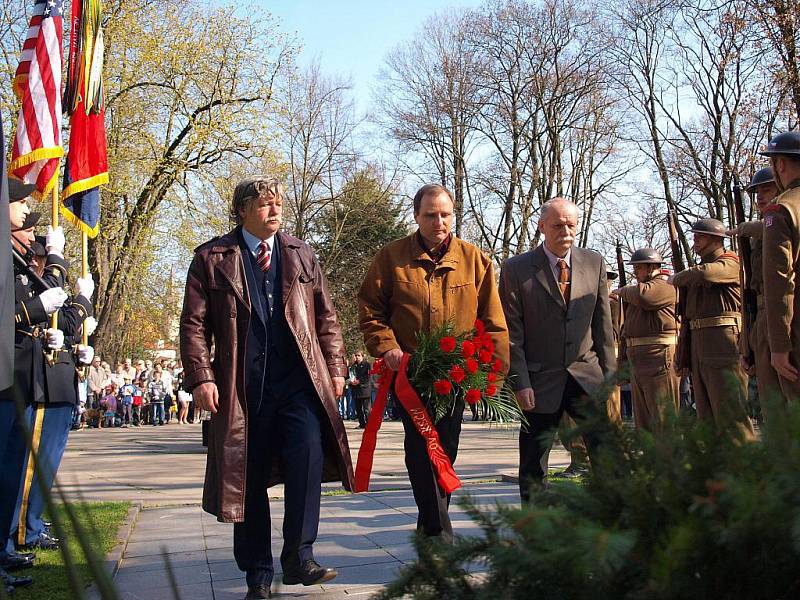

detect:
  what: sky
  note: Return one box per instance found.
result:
[261,0,483,111]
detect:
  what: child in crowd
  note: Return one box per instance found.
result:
[148,369,167,426]
[101,385,117,428]
[132,379,144,426]
[119,377,135,427]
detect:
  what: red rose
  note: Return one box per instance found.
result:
[487,372,497,383]
[466,358,479,374]
[465,389,481,405]
[439,337,457,353]
[478,349,493,364]
[449,365,466,384]
[471,335,483,350]
[474,319,486,335]
[370,359,384,375]
[492,358,503,373]
[461,340,476,358]
[433,379,453,395]
[481,333,494,353]
[485,384,497,397]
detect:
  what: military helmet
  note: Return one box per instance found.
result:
[690,218,729,238]
[746,167,775,192]
[628,248,663,264]
[759,131,800,157]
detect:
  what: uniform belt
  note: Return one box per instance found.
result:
[626,334,679,347]
[17,325,42,338]
[757,295,765,309]
[689,313,741,330]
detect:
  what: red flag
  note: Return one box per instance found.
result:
[61,0,108,238]
[9,0,65,199]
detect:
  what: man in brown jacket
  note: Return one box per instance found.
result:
[730,167,781,417]
[180,177,354,599]
[671,219,754,436]
[761,131,800,403]
[358,183,509,541]
[615,248,679,431]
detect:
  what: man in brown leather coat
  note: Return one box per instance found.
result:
[180,177,354,599]
[671,219,754,437]
[615,249,679,431]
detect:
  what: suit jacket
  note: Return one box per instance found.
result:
[499,244,616,413]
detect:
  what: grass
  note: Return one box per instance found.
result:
[12,501,131,600]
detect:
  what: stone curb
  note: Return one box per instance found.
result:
[85,502,142,600]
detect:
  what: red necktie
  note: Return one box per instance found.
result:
[256,241,271,272]
[558,259,570,303]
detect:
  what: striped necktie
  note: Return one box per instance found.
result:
[256,241,271,272]
[557,259,570,303]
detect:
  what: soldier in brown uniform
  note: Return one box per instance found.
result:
[671,219,754,435]
[730,167,782,418]
[760,131,800,402]
[614,249,679,431]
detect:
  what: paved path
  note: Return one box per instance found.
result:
[61,419,570,598]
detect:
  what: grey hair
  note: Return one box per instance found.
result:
[230,177,283,224]
[540,197,579,222]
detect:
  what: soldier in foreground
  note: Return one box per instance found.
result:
[760,131,800,403]
[729,168,781,418]
[614,249,679,431]
[671,219,754,437]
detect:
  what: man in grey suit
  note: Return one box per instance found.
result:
[499,198,616,501]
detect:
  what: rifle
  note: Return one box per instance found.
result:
[11,245,51,291]
[615,240,627,286]
[668,211,690,371]
[733,178,756,366]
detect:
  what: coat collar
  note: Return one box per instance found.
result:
[408,232,460,272]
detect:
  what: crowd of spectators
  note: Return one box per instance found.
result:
[79,356,202,429]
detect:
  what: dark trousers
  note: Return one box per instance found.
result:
[354,394,369,428]
[9,402,72,548]
[518,376,603,502]
[233,385,324,588]
[398,398,464,539]
[0,398,29,559]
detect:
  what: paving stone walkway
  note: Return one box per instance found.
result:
[105,481,520,599]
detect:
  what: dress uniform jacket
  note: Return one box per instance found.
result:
[672,249,753,433]
[762,178,800,401]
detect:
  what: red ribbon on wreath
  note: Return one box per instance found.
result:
[353,353,462,494]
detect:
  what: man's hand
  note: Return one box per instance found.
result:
[515,387,535,412]
[45,328,64,350]
[771,352,799,382]
[39,287,68,315]
[46,226,65,257]
[193,381,219,413]
[382,348,404,371]
[76,344,94,365]
[332,376,345,398]
[76,275,95,301]
[740,356,755,376]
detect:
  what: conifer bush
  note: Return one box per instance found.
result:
[379,394,800,600]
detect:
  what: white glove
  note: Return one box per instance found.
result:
[82,316,98,337]
[76,344,95,365]
[76,276,95,301]
[46,226,65,257]
[39,287,68,315]
[45,328,64,350]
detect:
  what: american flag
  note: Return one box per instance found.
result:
[9,0,64,198]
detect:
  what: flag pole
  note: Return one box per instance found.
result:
[81,231,89,347]
[48,184,60,364]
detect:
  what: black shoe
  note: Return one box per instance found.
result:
[0,567,33,589]
[558,464,588,479]
[282,559,337,586]
[0,552,35,571]
[244,584,271,599]
[19,532,60,551]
